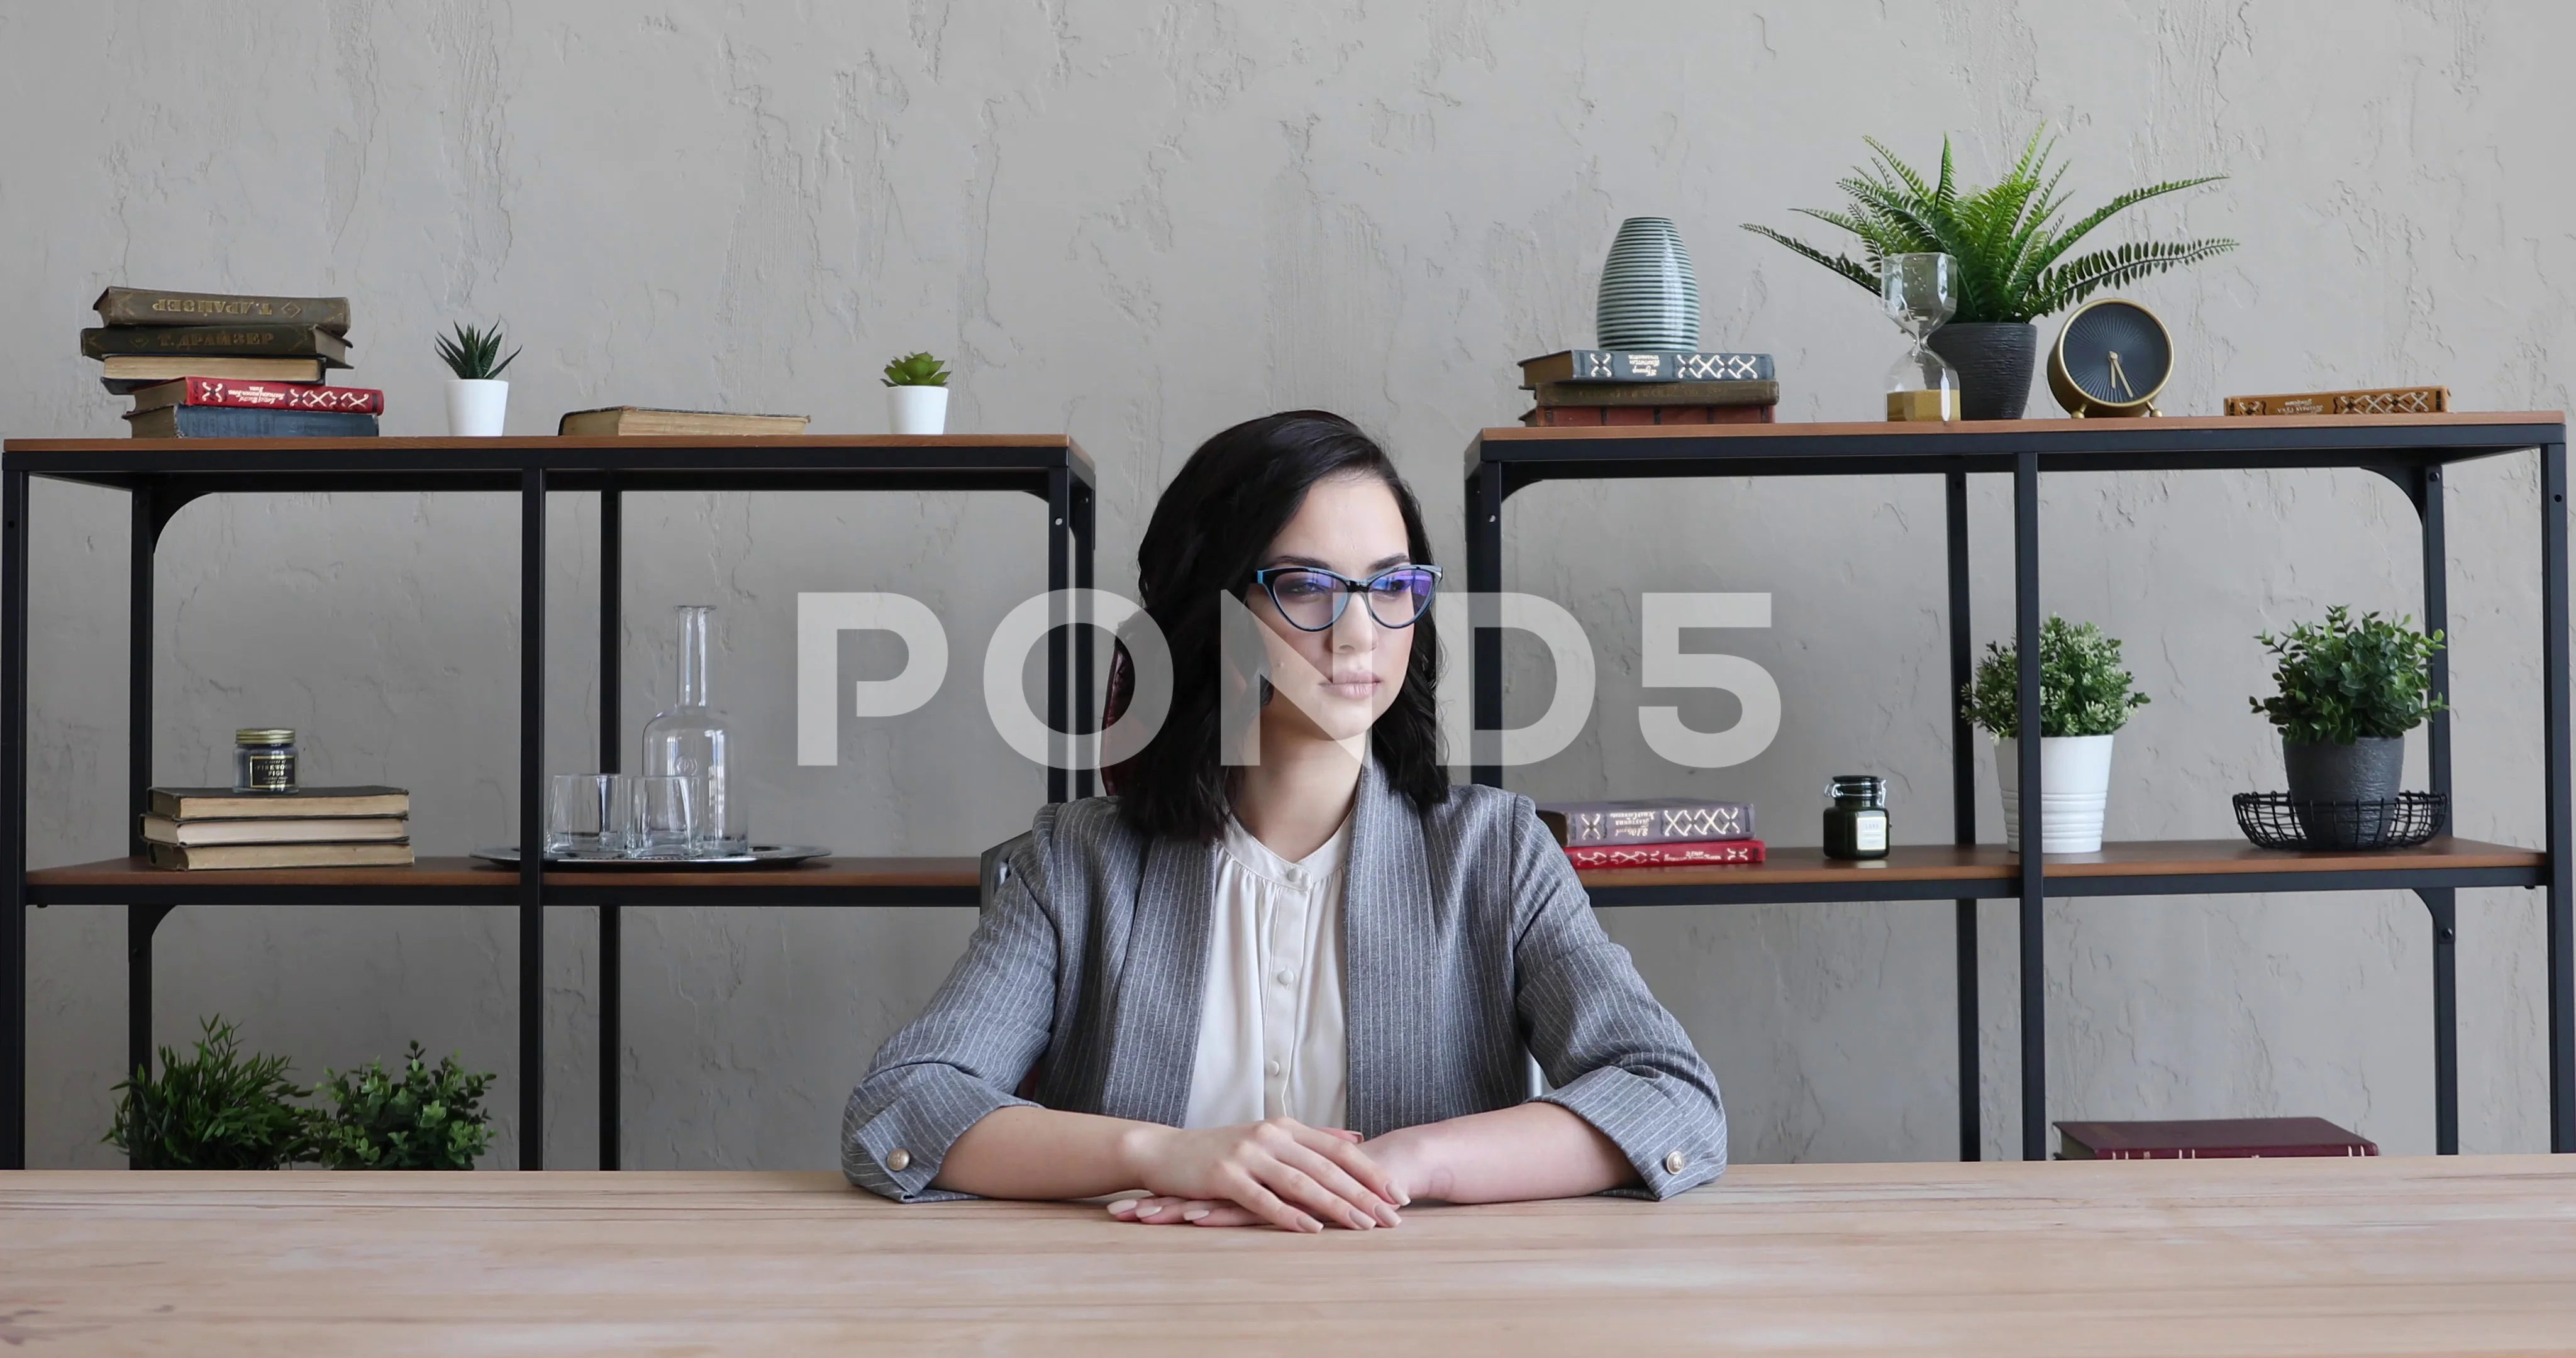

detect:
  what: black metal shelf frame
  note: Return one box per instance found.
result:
[0,439,1096,1170]
[1465,417,2574,1161]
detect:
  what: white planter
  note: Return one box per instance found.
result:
[1996,734,2116,854]
[887,385,949,435]
[445,378,509,436]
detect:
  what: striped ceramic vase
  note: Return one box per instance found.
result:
[1596,216,1701,350]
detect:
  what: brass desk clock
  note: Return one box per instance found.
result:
[2048,298,2172,417]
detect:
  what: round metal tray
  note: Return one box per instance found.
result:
[472,844,831,871]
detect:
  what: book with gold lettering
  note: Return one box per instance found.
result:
[94,287,351,336]
[84,324,350,365]
[2223,387,2449,417]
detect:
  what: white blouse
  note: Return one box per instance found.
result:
[1181,811,1352,1131]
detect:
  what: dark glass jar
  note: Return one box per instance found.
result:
[233,727,298,793]
[1822,775,1889,859]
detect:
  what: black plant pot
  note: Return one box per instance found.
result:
[2284,736,2407,847]
[1926,322,2038,421]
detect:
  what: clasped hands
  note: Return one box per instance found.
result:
[1105,1116,1443,1233]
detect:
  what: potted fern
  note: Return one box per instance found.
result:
[1962,616,2150,853]
[1743,132,2235,419]
[105,1016,322,1169]
[437,321,521,436]
[2250,607,2443,844]
[882,351,950,435]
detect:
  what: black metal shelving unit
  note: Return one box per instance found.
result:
[1465,412,2573,1160]
[0,434,1096,1170]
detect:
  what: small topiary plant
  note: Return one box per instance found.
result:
[315,1042,496,1171]
[880,351,950,387]
[1962,615,2150,739]
[106,1016,323,1170]
[2249,605,2444,746]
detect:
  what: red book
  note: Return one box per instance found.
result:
[1520,404,1775,426]
[1565,839,1765,869]
[2055,1117,2378,1160]
[130,377,384,415]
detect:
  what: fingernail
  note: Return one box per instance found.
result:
[1183,1208,1210,1222]
[1394,1188,1412,1207]
[1138,1203,1163,1218]
[1109,1199,1137,1215]
[1377,1204,1402,1226]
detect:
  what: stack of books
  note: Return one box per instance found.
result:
[86,287,382,438]
[1516,350,1779,427]
[142,785,413,870]
[1536,797,1763,868]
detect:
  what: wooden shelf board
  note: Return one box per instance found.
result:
[1575,837,2541,890]
[26,855,981,892]
[1483,411,2565,443]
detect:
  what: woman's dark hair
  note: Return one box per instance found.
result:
[1109,411,1446,841]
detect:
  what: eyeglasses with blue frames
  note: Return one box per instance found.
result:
[1250,564,1444,632]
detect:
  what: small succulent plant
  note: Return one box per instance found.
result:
[880,351,951,387]
[435,322,521,380]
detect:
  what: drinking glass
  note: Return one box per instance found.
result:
[1882,252,1962,421]
[628,775,702,858]
[547,774,631,858]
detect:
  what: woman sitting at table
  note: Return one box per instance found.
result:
[842,411,1726,1232]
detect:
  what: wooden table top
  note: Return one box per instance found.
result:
[5,1156,2571,1355]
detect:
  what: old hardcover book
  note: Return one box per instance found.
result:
[147,840,414,871]
[2223,387,2449,417]
[142,814,409,847]
[130,378,381,414]
[125,407,378,439]
[1565,839,1766,869]
[1538,798,1756,846]
[84,324,350,365]
[148,786,411,820]
[1519,350,1775,386]
[2055,1117,2379,1160]
[1521,404,1775,427]
[557,407,811,436]
[96,287,352,336]
[1531,380,1779,408]
[101,355,328,393]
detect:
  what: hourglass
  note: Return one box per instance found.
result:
[1883,253,1961,422]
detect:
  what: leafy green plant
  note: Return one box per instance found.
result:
[2249,606,2445,745]
[315,1042,496,1170]
[435,321,521,380]
[105,1016,323,1169]
[880,351,950,387]
[1963,616,2150,739]
[1742,131,2236,324]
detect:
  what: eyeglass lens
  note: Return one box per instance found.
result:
[1268,568,1437,630]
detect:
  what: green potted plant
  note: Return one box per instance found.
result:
[1962,616,2150,853]
[105,1016,323,1169]
[1742,131,2235,419]
[2250,606,2443,844]
[882,351,951,435]
[436,321,521,436]
[315,1042,496,1170]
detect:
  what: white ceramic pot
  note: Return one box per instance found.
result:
[887,385,949,435]
[445,378,509,436]
[1995,733,2116,854]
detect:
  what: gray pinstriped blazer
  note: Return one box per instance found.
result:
[841,759,1728,1202]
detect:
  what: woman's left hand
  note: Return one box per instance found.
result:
[1111,1129,1407,1228]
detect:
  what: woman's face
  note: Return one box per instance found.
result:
[1245,473,1419,750]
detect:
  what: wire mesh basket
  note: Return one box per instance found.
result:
[2231,792,2447,851]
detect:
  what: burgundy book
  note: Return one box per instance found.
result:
[1565,839,1765,869]
[130,378,382,414]
[2055,1117,2378,1160]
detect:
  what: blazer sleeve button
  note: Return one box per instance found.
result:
[887,1147,913,1173]
[1663,1151,1687,1174]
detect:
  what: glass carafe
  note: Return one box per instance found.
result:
[641,605,748,854]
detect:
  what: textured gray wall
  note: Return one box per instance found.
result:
[4,2,2566,1168]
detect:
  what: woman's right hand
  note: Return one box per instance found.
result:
[1113,1117,1406,1232]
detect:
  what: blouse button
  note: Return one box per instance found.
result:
[1663,1151,1687,1175]
[887,1147,913,1173]
[1266,1059,1284,1078]
[1274,968,1295,986]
